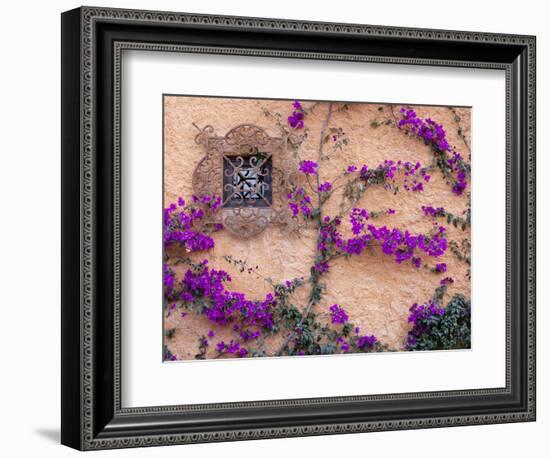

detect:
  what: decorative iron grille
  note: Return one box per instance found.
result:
[223,153,273,208]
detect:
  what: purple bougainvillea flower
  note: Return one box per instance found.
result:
[180,292,193,302]
[227,340,240,354]
[288,202,299,216]
[403,294,468,351]
[288,111,305,129]
[434,263,447,273]
[238,348,248,357]
[329,304,349,324]
[422,205,446,217]
[357,334,378,349]
[398,108,468,195]
[164,267,174,292]
[314,260,330,274]
[176,262,277,332]
[299,160,318,175]
[350,207,369,235]
[287,186,315,219]
[163,195,222,252]
[452,178,467,195]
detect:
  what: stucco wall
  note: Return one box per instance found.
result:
[163,95,471,360]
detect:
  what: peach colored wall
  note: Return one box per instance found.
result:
[163,96,471,360]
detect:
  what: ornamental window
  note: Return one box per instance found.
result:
[192,124,297,238]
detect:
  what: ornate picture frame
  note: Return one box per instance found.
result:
[61,6,536,450]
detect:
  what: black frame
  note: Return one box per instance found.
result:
[61,6,536,451]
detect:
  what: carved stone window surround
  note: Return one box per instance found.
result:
[192,124,298,239]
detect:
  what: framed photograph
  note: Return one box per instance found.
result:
[61,6,536,450]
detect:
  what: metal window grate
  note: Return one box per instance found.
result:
[222,154,273,208]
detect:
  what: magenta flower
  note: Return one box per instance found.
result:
[238,348,248,358]
[226,340,240,354]
[287,187,314,219]
[314,260,330,273]
[299,160,318,175]
[178,263,277,331]
[434,263,447,273]
[357,334,378,349]
[422,205,446,217]
[288,112,304,129]
[329,304,349,324]
[398,108,468,195]
[163,195,222,252]
[350,207,369,235]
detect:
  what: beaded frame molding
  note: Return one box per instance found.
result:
[61,6,536,451]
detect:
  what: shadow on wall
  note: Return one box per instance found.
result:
[34,428,59,444]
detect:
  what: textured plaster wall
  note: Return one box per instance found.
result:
[164,95,471,360]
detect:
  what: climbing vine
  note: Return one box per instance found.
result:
[163,101,472,360]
